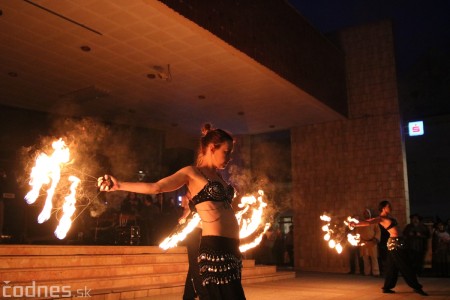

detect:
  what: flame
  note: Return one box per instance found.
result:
[344,216,359,230]
[25,139,70,206]
[320,214,331,222]
[347,233,361,246]
[320,213,360,254]
[237,190,267,239]
[159,213,201,250]
[159,189,270,252]
[239,222,270,252]
[328,239,336,248]
[54,176,80,239]
[25,138,81,239]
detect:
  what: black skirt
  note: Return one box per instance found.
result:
[198,235,246,300]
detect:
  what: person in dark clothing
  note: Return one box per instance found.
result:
[351,200,428,296]
[403,213,429,275]
[284,225,295,267]
[140,195,161,245]
[432,221,450,277]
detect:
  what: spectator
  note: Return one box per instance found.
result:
[272,227,284,266]
[432,221,450,277]
[139,195,161,245]
[348,215,363,275]
[285,225,294,267]
[403,213,430,275]
[262,226,277,264]
[357,208,381,276]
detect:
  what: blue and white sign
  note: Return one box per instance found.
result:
[408,121,424,136]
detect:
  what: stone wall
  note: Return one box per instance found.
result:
[291,21,408,272]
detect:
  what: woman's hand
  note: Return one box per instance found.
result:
[97,174,119,192]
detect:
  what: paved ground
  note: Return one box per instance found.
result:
[142,272,450,300]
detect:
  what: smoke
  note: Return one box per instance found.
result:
[227,165,276,225]
[20,117,148,220]
[227,132,293,224]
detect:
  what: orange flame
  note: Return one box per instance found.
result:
[159,213,201,250]
[347,233,360,246]
[237,190,267,239]
[239,222,271,252]
[159,189,270,252]
[25,138,80,239]
[320,213,360,254]
[25,139,69,206]
[54,176,80,239]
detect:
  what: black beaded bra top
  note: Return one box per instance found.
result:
[191,170,234,206]
[385,216,398,230]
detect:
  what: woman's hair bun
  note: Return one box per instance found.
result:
[201,123,212,136]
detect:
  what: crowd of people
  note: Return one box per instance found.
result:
[252,224,295,267]
[115,192,182,246]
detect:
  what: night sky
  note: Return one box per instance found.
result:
[288,0,450,76]
[288,0,450,220]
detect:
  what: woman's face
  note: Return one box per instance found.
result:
[212,141,233,169]
[383,203,392,214]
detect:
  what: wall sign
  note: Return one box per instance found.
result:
[408,121,424,136]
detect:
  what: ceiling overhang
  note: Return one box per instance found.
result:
[0,0,346,138]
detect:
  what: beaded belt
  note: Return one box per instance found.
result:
[387,237,405,251]
[197,236,242,286]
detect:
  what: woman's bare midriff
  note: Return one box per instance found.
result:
[379,216,400,238]
[196,201,240,239]
[387,228,399,238]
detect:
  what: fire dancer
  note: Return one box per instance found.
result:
[350,200,428,296]
[98,123,246,300]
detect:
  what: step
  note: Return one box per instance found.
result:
[2,262,189,282]
[0,245,181,256]
[0,253,188,269]
[5,263,274,286]
[242,265,277,277]
[242,270,297,284]
[6,272,187,292]
[0,245,296,299]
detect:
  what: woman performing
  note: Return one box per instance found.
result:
[351,200,428,296]
[98,123,246,300]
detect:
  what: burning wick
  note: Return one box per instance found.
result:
[344,216,360,230]
[159,212,201,250]
[320,213,360,254]
[54,176,81,239]
[237,190,267,239]
[159,189,271,253]
[25,138,81,239]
